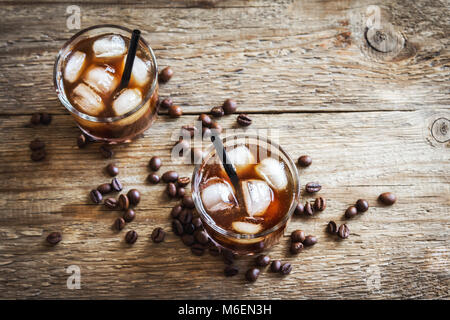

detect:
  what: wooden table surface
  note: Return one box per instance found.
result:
[0,0,449,299]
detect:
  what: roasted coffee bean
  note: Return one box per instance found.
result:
[162,171,179,183]
[77,134,87,148]
[147,173,160,184]
[181,234,195,246]
[345,205,358,218]
[171,205,183,219]
[40,113,52,125]
[298,155,312,167]
[303,235,317,246]
[210,121,222,133]
[172,219,184,236]
[111,178,123,192]
[168,105,182,118]
[355,199,369,212]
[177,176,190,187]
[304,201,314,216]
[245,268,260,282]
[177,187,186,198]
[236,113,252,126]
[271,260,282,272]
[118,194,129,210]
[210,106,224,117]
[326,221,338,234]
[30,113,41,125]
[183,223,195,235]
[305,182,321,193]
[222,249,236,265]
[29,139,45,151]
[100,145,114,158]
[106,163,119,176]
[151,227,165,243]
[338,224,350,239]
[379,192,396,205]
[294,202,304,216]
[127,189,141,206]
[166,182,177,198]
[224,265,239,277]
[194,230,209,245]
[46,232,62,245]
[123,209,136,223]
[291,230,306,243]
[222,99,237,114]
[208,243,221,256]
[31,149,46,162]
[255,255,271,267]
[90,189,102,204]
[192,217,203,229]
[182,195,195,209]
[114,217,125,231]
[160,98,173,109]
[180,125,197,138]
[125,230,138,244]
[104,198,118,209]
[159,66,173,83]
[280,263,292,275]
[313,197,326,211]
[191,243,205,256]
[149,156,162,171]
[97,183,112,195]
[290,242,304,254]
[199,114,212,128]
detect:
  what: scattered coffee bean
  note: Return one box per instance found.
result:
[338,224,350,239]
[355,199,369,212]
[114,217,125,231]
[97,183,112,195]
[208,243,221,256]
[379,192,396,205]
[177,176,190,187]
[326,221,338,234]
[345,205,358,218]
[162,171,179,183]
[179,208,193,225]
[183,223,195,235]
[303,235,317,246]
[236,113,252,126]
[46,232,62,245]
[127,189,141,206]
[210,121,222,133]
[30,113,41,125]
[182,195,195,209]
[245,268,260,282]
[222,249,236,265]
[166,182,177,198]
[255,255,271,267]
[168,105,182,118]
[147,173,160,184]
[222,99,237,114]
[160,98,173,109]
[211,106,224,117]
[305,182,321,193]
[40,113,52,125]
[290,242,304,254]
[194,230,209,245]
[171,205,183,219]
[111,177,123,192]
[172,219,184,236]
[159,66,173,83]
[294,202,304,216]
[104,197,118,209]
[151,227,165,243]
[118,194,129,210]
[106,163,119,176]
[313,197,326,211]
[224,265,239,277]
[31,149,46,161]
[298,155,312,167]
[280,263,292,275]
[270,260,282,272]
[99,145,113,158]
[77,134,87,148]
[191,243,205,256]
[291,230,306,243]
[177,187,186,198]
[304,201,314,216]
[199,114,212,128]
[125,230,138,244]
[181,125,197,138]
[29,139,45,151]
[149,156,162,171]
[90,189,102,204]
[173,139,190,157]
[123,209,136,223]
[192,217,202,229]
[181,234,195,246]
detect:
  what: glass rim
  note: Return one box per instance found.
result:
[53,24,158,123]
[191,133,300,240]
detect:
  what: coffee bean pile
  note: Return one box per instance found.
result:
[28,113,53,162]
[30,112,52,126]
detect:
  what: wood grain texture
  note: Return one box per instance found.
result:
[0,0,449,299]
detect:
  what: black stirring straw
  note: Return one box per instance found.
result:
[119,29,141,90]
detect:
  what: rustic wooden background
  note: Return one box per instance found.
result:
[0,0,449,299]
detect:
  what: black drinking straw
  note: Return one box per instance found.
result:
[119,29,141,90]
